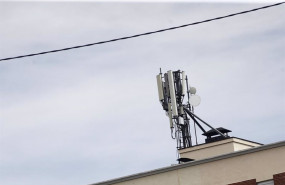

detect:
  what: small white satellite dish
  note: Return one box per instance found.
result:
[189,95,201,107]
[189,87,196,94]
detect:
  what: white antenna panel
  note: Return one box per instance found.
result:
[167,70,178,117]
[179,117,184,125]
[156,74,164,101]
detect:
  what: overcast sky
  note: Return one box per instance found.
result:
[0,1,284,185]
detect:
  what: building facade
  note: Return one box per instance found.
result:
[90,138,285,185]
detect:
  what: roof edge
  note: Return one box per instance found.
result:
[178,137,263,151]
[231,137,263,145]
[90,140,284,185]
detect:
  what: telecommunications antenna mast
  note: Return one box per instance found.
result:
[156,69,230,150]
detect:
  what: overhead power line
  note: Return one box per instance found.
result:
[0,2,284,62]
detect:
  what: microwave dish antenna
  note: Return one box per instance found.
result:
[189,95,201,107]
[189,87,196,95]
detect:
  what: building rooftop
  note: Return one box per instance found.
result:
[90,139,285,185]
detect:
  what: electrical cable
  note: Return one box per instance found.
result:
[171,127,176,139]
[0,2,284,62]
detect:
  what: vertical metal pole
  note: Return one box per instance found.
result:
[194,122,198,145]
[185,76,191,110]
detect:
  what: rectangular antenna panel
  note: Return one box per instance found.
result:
[182,71,186,96]
[167,70,178,117]
[179,116,184,125]
[179,106,184,115]
[156,74,164,101]
[164,74,170,97]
